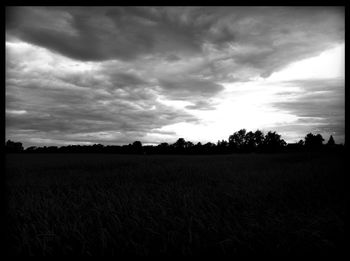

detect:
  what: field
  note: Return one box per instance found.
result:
[5,153,345,256]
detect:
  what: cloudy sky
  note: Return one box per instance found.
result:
[6,6,345,147]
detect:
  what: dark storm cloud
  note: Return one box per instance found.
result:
[165,54,181,62]
[6,6,201,61]
[6,6,344,79]
[55,73,106,89]
[111,72,146,86]
[158,77,224,99]
[106,72,149,89]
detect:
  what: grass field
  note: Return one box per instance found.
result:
[5,153,345,256]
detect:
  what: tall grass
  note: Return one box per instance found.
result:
[5,153,345,256]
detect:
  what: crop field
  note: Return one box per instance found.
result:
[5,153,345,256]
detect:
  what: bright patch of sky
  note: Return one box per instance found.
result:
[159,43,344,143]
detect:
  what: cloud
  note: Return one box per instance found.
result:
[6,85,198,147]
[6,6,202,61]
[158,77,224,100]
[6,7,344,80]
[165,54,181,62]
[5,7,345,146]
[107,72,148,88]
[5,42,199,147]
[270,78,344,141]
[273,79,344,116]
[185,100,218,111]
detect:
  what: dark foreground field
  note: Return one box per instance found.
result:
[5,153,345,256]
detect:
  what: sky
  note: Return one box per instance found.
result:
[5,6,345,147]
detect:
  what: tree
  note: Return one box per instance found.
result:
[254,130,265,149]
[185,141,194,148]
[239,130,266,152]
[216,140,229,153]
[5,140,24,152]
[297,139,304,146]
[228,129,246,151]
[132,141,143,153]
[217,139,228,148]
[25,146,37,152]
[304,133,324,149]
[203,142,215,148]
[158,142,169,148]
[132,141,142,148]
[202,142,215,153]
[157,142,169,154]
[245,131,256,152]
[263,131,287,152]
[173,138,186,150]
[327,135,335,146]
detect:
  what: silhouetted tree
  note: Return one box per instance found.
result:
[263,131,287,152]
[25,146,37,153]
[254,130,265,150]
[8,129,340,155]
[5,140,24,152]
[158,142,169,148]
[202,142,215,154]
[217,140,228,147]
[229,129,246,151]
[157,142,170,154]
[193,142,203,154]
[133,141,142,148]
[132,141,143,154]
[245,131,256,152]
[92,144,104,153]
[296,139,305,152]
[195,142,203,150]
[173,138,186,150]
[185,141,194,148]
[298,139,304,146]
[327,135,335,146]
[304,133,324,150]
[216,140,228,153]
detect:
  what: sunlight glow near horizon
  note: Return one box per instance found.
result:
[160,43,344,143]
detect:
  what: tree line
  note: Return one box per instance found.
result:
[5,129,344,154]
